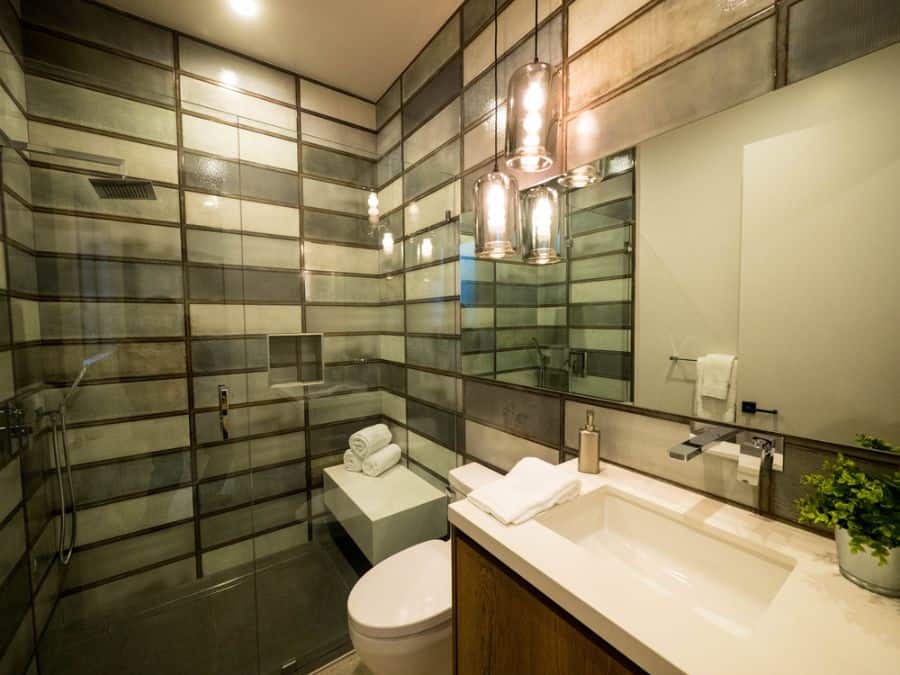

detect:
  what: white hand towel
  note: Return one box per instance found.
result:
[695,356,739,423]
[349,423,391,459]
[467,457,580,525]
[343,448,362,472]
[697,354,735,399]
[362,443,401,477]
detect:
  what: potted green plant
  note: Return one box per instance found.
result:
[796,454,899,596]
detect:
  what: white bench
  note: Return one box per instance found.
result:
[323,464,448,564]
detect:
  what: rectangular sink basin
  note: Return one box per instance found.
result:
[537,487,794,638]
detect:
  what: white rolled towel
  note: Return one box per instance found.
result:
[362,443,401,477]
[349,423,391,459]
[343,448,362,472]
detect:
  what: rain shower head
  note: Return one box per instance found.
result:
[62,350,114,409]
[89,177,156,200]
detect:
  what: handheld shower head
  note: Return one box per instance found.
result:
[63,350,114,408]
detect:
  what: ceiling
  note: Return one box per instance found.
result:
[100,0,460,101]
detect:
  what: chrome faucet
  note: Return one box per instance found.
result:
[668,425,738,462]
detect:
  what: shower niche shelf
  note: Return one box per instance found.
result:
[267,333,324,388]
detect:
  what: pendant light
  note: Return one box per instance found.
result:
[522,184,563,264]
[474,0,521,259]
[505,0,559,173]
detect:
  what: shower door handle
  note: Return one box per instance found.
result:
[218,385,230,440]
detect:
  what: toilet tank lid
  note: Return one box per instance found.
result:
[448,462,501,496]
[348,539,452,639]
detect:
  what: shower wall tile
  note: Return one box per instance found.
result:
[29,121,178,183]
[567,17,776,166]
[0,509,26,587]
[31,167,180,222]
[26,75,177,144]
[10,299,40,342]
[181,75,297,137]
[407,368,460,411]
[568,0,769,111]
[408,430,460,480]
[304,273,401,304]
[377,177,403,215]
[182,152,299,204]
[406,336,460,372]
[405,222,459,268]
[33,213,182,261]
[36,257,183,299]
[197,433,305,480]
[40,342,186,382]
[301,112,376,158]
[376,114,401,157]
[405,98,460,169]
[305,305,403,333]
[405,261,458,301]
[303,241,379,274]
[179,37,296,104]
[76,487,194,547]
[569,328,631,351]
[25,29,174,105]
[376,80,401,129]
[403,54,461,135]
[302,210,381,247]
[375,144,403,187]
[404,139,459,201]
[302,144,374,186]
[787,0,900,83]
[403,14,460,101]
[406,300,459,335]
[64,523,195,591]
[4,196,32,248]
[63,378,188,424]
[308,390,384,426]
[302,177,368,215]
[567,0,650,55]
[24,0,174,65]
[300,79,375,129]
[463,0,494,43]
[404,180,461,235]
[183,191,300,237]
[191,338,267,373]
[72,451,191,505]
[465,379,560,446]
[66,415,190,465]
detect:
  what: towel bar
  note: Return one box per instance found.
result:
[669,355,698,363]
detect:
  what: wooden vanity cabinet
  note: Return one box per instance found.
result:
[453,530,644,675]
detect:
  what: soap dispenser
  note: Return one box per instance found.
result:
[578,410,600,474]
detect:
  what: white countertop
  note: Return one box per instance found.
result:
[449,459,900,675]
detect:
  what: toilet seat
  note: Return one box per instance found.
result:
[348,539,451,640]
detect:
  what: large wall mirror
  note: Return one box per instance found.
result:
[460,42,900,452]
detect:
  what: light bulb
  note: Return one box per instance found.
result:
[382,231,394,254]
[367,192,379,209]
[486,183,507,237]
[523,82,545,111]
[230,0,259,17]
[520,155,540,171]
[421,237,433,259]
[523,113,543,135]
[533,197,553,244]
[220,69,238,88]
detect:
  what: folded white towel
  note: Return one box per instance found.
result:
[697,354,735,400]
[362,443,401,477]
[695,356,738,423]
[467,457,580,525]
[343,448,362,472]
[349,423,391,459]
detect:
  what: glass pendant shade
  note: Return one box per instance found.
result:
[523,185,563,264]
[474,170,521,259]
[505,61,558,173]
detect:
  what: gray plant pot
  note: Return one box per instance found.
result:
[835,527,900,597]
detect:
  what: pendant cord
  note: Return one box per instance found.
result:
[493,0,499,171]
[534,0,539,62]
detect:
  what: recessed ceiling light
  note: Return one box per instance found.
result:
[230,0,258,18]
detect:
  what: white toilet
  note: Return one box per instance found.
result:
[347,463,499,675]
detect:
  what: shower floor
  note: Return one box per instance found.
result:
[40,524,369,675]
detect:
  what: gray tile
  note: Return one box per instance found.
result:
[568,0,770,110]
[303,145,374,187]
[461,328,494,352]
[64,378,188,424]
[183,152,299,205]
[40,342,186,381]
[24,0,174,65]
[376,80,401,129]
[569,302,632,328]
[303,209,400,247]
[407,368,459,411]
[403,54,461,135]
[407,400,460,451]
[403,14,460,101]
[404,221,459,268]
[40,301,185,339]
[496,284,537,306]
[63,523,195,590]
[567,18,776,167]
[6,246,37,295]
[403,140,460,201]
[71,451,191,505]
[406,336,460,372]
[26,75,177,144]
[0,561,32,652]
[191,338,267,373]
[33,212,182,261]
[375,144,403,187]
[460,280,494,307]
[464,379,560,446]
[405,300,459,334]
[463,0,493,43]
[25,29,175,105]
[787,0,900,83]
[464,420,559,471]
[36,257,183,299]
[197,432,306,480]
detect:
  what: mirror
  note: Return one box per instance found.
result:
[461,43,900,451]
